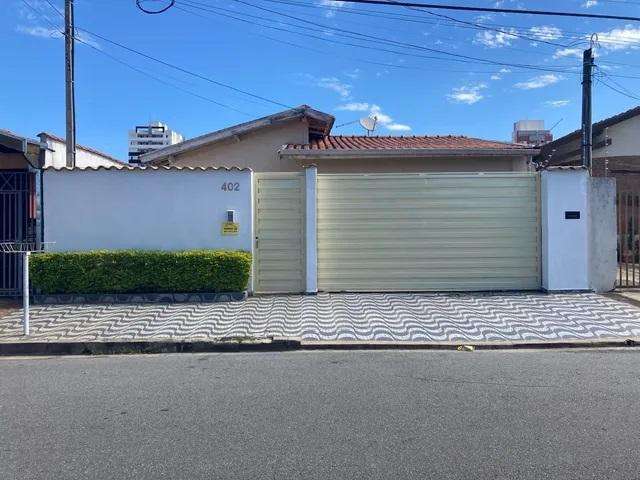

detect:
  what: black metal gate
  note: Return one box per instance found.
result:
[617,191,640,288]
[1,170,35,296]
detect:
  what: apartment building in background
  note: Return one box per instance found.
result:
[512,120,553,147]
[128,121,183,164]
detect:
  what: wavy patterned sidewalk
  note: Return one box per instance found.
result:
[1,293,640,343]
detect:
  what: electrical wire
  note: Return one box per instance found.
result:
[249,0,640,51]
[316,0,640,22]
[178,0,550,75]
[131,0,640,21]
[27,0,259,114]
[596,68,640,101]
[136,0,176,14]
[230,0,584,75]
[39,0,292,109]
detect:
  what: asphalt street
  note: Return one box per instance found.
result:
[2,349,640,479]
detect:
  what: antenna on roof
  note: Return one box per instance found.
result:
[549,118,563,131]
[359,116,377,136]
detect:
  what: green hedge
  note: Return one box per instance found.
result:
[30,250,252,294]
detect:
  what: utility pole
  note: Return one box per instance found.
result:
[64,0,76,168]
[581,46,594,172]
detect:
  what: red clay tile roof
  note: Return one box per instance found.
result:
[284,135,531,151]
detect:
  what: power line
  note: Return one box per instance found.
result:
[596,68,640,101]
[318,0,640,22]
[73,27,293,109]
[231,0,640,77]
[597,78,640,101]
[254,0,640,48]
[137,0,640,21]
[39,0,292,109]
[206,0,593,64]
[178,0,544,74]
[27,0,254,115]
[231,0,585,75]
[182,0,583,76]
[409,8,575,49]
[136,0,176,14]
[175,4,424,71]
[76,38,252,115]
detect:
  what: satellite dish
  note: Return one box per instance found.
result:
[359,116,377,135]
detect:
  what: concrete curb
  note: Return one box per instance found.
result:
[0,337,300,356]
[299,337,640,350]
[0,336,638,356]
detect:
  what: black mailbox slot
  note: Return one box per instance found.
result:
[565,211,580,220]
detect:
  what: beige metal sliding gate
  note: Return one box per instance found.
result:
[254,172,305,293]
[317,173,541,292]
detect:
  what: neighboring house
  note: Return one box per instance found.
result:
[537,105,640,191]
[0,130,44,297]
[1,129,123,296]
[128,121,184,164]
[142,105,538,172]
[0,129,45,170]
[38,132,125,169]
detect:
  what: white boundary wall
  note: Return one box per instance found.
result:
[43,169,253,254]
[541,169,590,291]
[589,177,617,292]
[541,169,617,292]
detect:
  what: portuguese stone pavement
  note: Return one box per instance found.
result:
[1,292,640,343]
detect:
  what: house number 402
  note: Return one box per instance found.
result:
[221,182,240,192]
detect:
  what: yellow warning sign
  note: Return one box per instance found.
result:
[221,222,239,235]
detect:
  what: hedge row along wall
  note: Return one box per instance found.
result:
[30,250,252,294]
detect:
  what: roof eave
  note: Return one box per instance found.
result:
[279,147,539,159]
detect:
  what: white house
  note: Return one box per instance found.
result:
[38,132,125,169]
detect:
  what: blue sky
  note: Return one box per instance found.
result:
[2,0,640,160]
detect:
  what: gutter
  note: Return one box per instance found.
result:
[279,147,540,160]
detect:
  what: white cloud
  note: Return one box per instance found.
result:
[369,104,393,124]
[447,83,487,104]
[319,0,346,18]
[597,25,640,51]
[514,74,562,90]
[344,68,360,79]
[552,47,583,59]
[491,67,513,80]
[583,0,598,7]
[474,28,517,48]
[530,26,562,41]
[16,24,102,49]
[544,99,570,108]
[15,25,60,38]
[308,76,351,98]
[386,123,411,132]
[336,103,412,132]
[336,102,369,111]
[75,30,101,49]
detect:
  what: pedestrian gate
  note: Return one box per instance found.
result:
[617,191,640,288]
[253,172,306,293]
